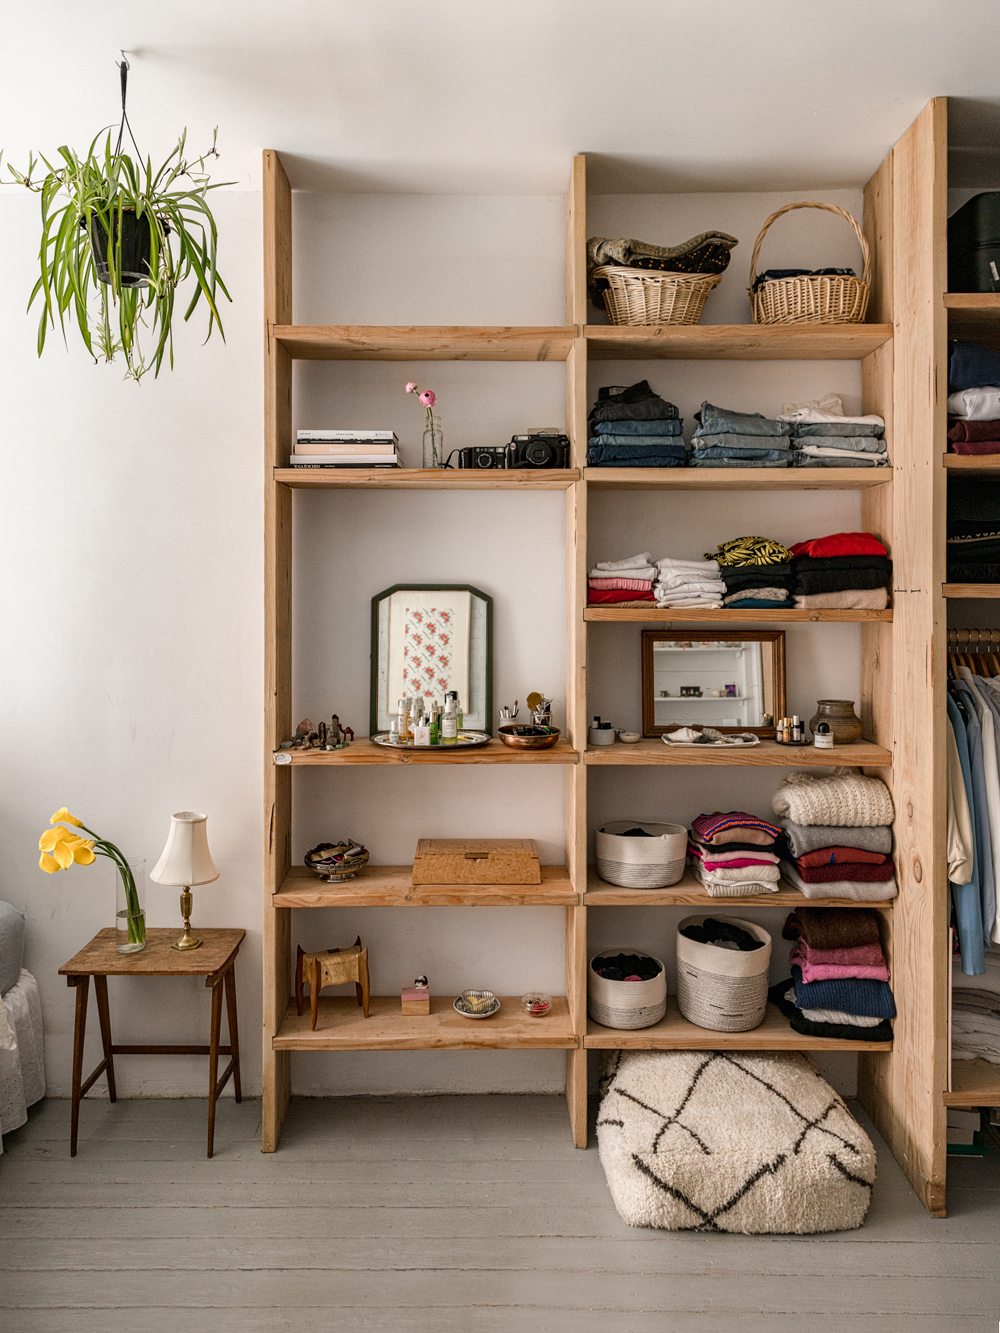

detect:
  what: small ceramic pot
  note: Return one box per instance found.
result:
[808,699,863,745]
[617,731,641,743]
[589,724,616,746]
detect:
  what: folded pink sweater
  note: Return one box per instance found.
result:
[588,577,655,591]
[790,941,890,983]
[687,843,780,868]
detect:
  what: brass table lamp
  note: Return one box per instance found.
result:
[150,811,220,951]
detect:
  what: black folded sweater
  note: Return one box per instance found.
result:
[793,567,892,595]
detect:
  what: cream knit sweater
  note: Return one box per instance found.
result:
[771,769,894,828]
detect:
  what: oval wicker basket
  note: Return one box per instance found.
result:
[593,265,721,327]
[588,949,667,1030]
[595,820,688,889]
[749,201,870,325]
[675,915,772,1033]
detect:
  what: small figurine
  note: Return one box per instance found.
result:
[296,938,370,1029]
[401,975,431,1015]
[413,975,429,990]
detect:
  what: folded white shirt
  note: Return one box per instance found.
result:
[655,576,725,592]
[657,557,721,573]
[780,395,886,428]
[656,597,725,608]
[796,444,889,460]
[783,988,883,1027]
[595,552,654,571]
[946,387,1000,421]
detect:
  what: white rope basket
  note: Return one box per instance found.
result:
[749,201,871,325]
[594,266,721,326]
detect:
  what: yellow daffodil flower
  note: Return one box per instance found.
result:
[50,807,83,828]
[39,852,60,873]
[39,825,74,853]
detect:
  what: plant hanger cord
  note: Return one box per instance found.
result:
[114,53,142,162]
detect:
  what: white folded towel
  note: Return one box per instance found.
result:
[589,566,656,581]
[595,552,654,571]
[655,596,725,609]
[947,387,1000,421]
[779,395,886,428]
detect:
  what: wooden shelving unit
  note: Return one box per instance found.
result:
[273,737,579,765]
[945,1059,1000,1107]
[584,866,894,909]
[275,468,581,490]
[944,292,1000,341]
[944,584,1000,599]
[262,108,951,1214]
[585,607,892,623]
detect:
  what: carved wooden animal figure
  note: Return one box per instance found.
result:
[295,937,370,1030]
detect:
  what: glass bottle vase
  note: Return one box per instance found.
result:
[422,420,444,469]
[115,857,147,954]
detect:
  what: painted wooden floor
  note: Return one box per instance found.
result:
[1,1095,999,1332]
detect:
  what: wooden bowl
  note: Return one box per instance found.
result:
[498,725,560,750]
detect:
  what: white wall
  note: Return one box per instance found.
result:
[0,183,870,1099]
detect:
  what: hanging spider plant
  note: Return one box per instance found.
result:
[2,60,232,381]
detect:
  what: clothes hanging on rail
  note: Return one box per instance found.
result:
[947,687,988,974]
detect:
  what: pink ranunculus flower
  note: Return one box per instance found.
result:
[419,390,436,407]
[405,381,418,393]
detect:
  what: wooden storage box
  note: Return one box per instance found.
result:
[412,838,541,885]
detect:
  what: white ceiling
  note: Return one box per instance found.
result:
[4,0,1000,195]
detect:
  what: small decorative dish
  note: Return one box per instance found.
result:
[454,989,501,1019]
[498,725,560,750]
[774,737,810,747]
[616,731,641,744]
[372,731,491,750]
[304,840,370,882]
[520,991,552,1018]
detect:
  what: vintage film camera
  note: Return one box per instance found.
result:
[455,431,571,470]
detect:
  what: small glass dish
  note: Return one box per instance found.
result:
[454,989,500,1019]
[520,991,552,1018]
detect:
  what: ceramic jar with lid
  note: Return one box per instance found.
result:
[808,699,862,745]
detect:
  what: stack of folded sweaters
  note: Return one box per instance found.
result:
[952,950,1000,1063]
[947,476,1000,584]
[587,381,686,469]
[588,551,657,607]
[653,557,724,609]
[770,907,895,1041]
[772,770,898,902]
[705,535,794,609]
[689,401,792,469]
[687,811,783,897]
[789,531,893,612]
[947,341,1000,457]
[780,394,888,468]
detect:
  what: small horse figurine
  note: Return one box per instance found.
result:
[295,937,370,1030]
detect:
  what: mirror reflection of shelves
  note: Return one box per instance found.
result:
[649,637,767,732]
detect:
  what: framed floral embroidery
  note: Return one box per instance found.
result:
[371,585,493,735]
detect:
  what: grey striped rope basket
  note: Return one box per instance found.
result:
[595,821,688,888]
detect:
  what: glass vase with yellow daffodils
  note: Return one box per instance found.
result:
[39,809,146,950]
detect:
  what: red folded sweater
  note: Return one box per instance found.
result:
[950,439,1000,455]
[789,532,887,559]
[587,588,655,604]
[793,858,896,884]
[949,419,1000,443]
[796,846,887,867]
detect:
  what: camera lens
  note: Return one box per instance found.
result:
[475,451,494,468]
[524,440,554,467]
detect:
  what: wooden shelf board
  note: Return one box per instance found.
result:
[274,863,578,907]
[276,468,581,491]
[944,456,1000,472]
[273,994,576,1050]
[274,738,579,765]
[585,606,893,623]
[584,997,892,1051]
[585,467,891,491]
[944,584,1000,599]
[944,293,1000,342]
[585,324,893,361]
[945,1059,1000,1107]
[584,737,891,767]
[583,866,893,909]
[273,325,576,361]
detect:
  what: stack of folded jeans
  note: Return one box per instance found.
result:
[588,552,657,607]
[788,532,892,611]
[653,557,724,609]
[947,476,1000,583]
[780,394,888,467]
[704,535,794,609]
[689,401,792,468]
[587,381,687,468]
[947,341,1000,456]
[770,908,895,1042]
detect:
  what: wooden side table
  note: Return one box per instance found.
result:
[58,928,245,1158]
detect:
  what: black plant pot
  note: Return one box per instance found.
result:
[87,207,155,288]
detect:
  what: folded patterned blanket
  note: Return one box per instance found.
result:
[691,812,781,845]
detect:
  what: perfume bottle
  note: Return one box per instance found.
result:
[413,713,431,746]
[442,699,458,746]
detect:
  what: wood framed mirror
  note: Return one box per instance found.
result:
[641,630,785,739]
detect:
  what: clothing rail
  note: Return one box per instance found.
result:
[949,629,1000,647]
[948,628,1000,675]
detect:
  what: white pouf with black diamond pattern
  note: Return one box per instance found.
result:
[597,1049,875,1233]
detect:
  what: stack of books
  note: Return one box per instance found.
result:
[290,430,400,468]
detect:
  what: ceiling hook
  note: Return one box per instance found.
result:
[118,50,130,71]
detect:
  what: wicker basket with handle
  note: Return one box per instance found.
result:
[749,201,870,325]
[593,266,721,326]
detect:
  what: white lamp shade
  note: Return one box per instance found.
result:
[150,811,220,887]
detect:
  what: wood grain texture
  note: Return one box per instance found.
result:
[584,997,892,1051]
[60,929,244,979]
[944,292,1000,341]
[274,326,576,361]
[263,149,294,1154]
[944,456,1000,472]
[585,467,892,491]
[944,583,1000,598]
[275,468,581,490]
[272,996,576,1050]
[273,864,577,907]
[274,738,579,765]
[944,1059,1000,1106]
[585,324,893,360]
[583,737,891,766]
[565,155,587,328]
[583,866,895,909]
[585,606,892,622]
